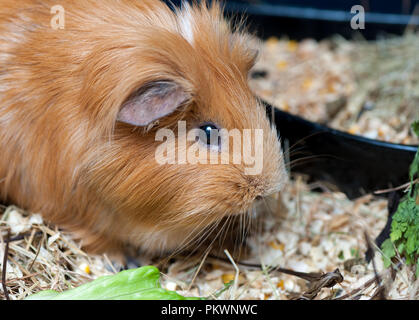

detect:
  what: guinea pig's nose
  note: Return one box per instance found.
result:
[255,195,263,201]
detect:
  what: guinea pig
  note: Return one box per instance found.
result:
[0,0,287,256]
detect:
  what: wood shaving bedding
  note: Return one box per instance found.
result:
[250,34,419,145]
[2,176,416,300]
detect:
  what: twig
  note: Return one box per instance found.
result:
[364,231,386,300]
[2,229,10,300]
[5,272,40,286]
[28,233,45,271]
[187,248,210,291]
[333,275,378,300]
[374,179,418,195]
[224,249,240,300]
[0,231,43,244]
[296,269,344,300]
[209,254,327,281]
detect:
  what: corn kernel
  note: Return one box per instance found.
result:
[378,128,385,138]
[222,273,235,284]
[79,262,91,274]
[302,78,313,90]
[348,124,359,135]
[277,100,290,111]
[282,104,290,112]
[277,280,285,289]
[276,60,288,70]
[266,37,279,49]
[268,240,284,251]
[287,40,298,52]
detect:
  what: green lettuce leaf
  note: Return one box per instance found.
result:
[25,266,202,300]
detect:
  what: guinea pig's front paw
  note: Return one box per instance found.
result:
[121,255,142,270]
[120,245,156,270]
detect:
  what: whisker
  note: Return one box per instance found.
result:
[166,214,219,258]
[280,130,328,156]
[287,153,347,170]
[218,214,233,251]
[199,215,234,259]
[240,207,253,252]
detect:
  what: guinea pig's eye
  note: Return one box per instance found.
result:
[198,123,221,150]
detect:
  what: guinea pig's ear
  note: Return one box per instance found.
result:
[117,81,190,127]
